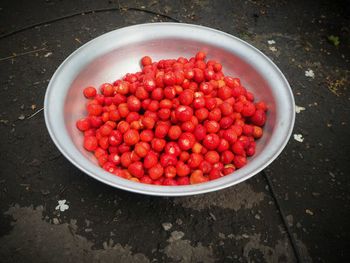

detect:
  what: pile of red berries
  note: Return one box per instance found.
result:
[76,52,267,185]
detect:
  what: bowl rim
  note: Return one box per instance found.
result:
[44,22,295,196]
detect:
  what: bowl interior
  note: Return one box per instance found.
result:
[65,38,275,164]
[45,23,294,196]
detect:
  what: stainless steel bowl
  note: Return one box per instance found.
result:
[44,23,295,196]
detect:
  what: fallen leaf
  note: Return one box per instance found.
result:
[295,105,306,113]
[293,134,304,143]
[305,69,315,78]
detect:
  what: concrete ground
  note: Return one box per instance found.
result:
[0,0,349,262]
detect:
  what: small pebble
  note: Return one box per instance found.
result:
[18,114,25,120]
[305,209,314,215]
[168,231,184,242]
[53,218,59,225]
[209,212,216,221]
[218,233,226,239]
[162,222,173,231]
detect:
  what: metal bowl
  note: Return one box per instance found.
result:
[44,23,295,196]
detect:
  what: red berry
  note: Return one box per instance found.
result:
[221,150,234,164]
[168,125,182,140]
[134,142,149,157]
[84,136,98,151]
[142,116,156,129]
[141,56,152,67]
[199,160,212,174]
[205,97,217,110]
[160,153,178,166]
[163,178,178,186]
[143,77,156,92]
[140,176,153,184]
[87,104,103,116]
[204,120,220,133]
[220,102,233,116]
[98,136,109,150]
[203,133,220,150]
[177,176,190,185]
[175,105,193,122]
[144,151,158,169]
[246,146,255,156]
[233,155,247,168]
[158,108,171,120]
[165,142,181,156]
[140,129,154,142]
[100,124,113,136]
[149,164,164,180]
[155,123,170,138]
[199,82,213,95]
[179,89,194,105]
[250,109,266,126]
[223,129,238,144]
[108,130,122,146]
[179,151,190,162]
[209,169,221,180]
[241,102,256,117]
[109,153,121,165]
[128,161,144,178]
[151,138,166,152]
[195,51,206,60]
[100,83,114,96]
[94,147,107,158]
[208,108,221,121]
[123,129,140,145]
[181,121,195,132]
[193,68,204,83]
[178,132,196,150]
[83,86,97,98]
[190,170,208,184]
[76,118,91,131]
[253,126,263,139]
[165,166,177,178]
[127,95,141,112]
[255,101,267,111]
[193,125,207,141]
[117,121,130,134]
[205,151,220,164]
[193,97,205,109]
[232,141,245,155]
[176,161,191,177]
[188,153,203,168]
[195,108,209,121]
[163,72,176,86]
[243,124,254,136]
[222,165,235,175]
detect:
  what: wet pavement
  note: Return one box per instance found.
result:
[0,1,349,262]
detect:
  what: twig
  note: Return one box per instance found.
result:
[27,107,44,119]
[0,48,47,62]
[0,7,180,40]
